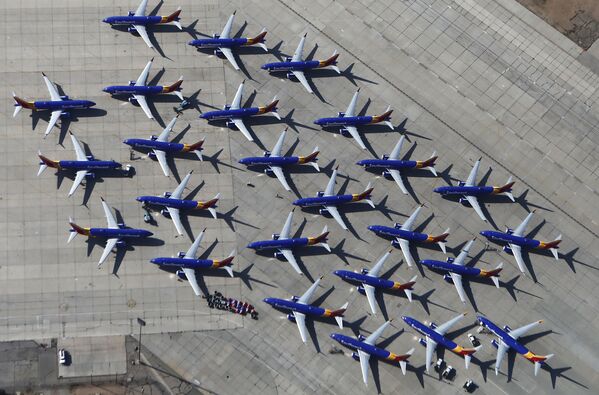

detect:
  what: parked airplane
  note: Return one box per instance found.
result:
[477,316,554,376]
[247,209,329,275]
[103,58,183,119]
[200,81,279,142]
[334,250,417,314]
[238,128,319,191]
[188,11,267,71]
[434,158,514,221]
[68,198,153,265]
[331,320,414,386]
[480,211,561,274]
[420,239,503,304]
[293,168,374,230]
[102,0,182,48]
[356,135,437,194]
[12,73,96,137]
[261,33,339,94]
[313,89,392,150]
[151,229,235,296]
[123,115,203,177]
[136,171,219,236]
[368,205,450,267]
[264,276,348,343]
[38,132,122,197]
[402,313,480,372]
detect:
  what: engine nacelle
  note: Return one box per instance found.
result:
[163,192,172,198]
[458,181,466,187]
[150,135,158,141]
[505,228,514,235]
[264,168,273,175]
[443,274,453,284]
[116,240,126,248]
[491,339,499,349]
[291,296,299,302]
[161,209,170,218]
[223,104,231,111]
[351,352,360,361]
[263,151,271,157]
[272,233,280,240]
[360,268,369,275]
[127,11,135,16]
[117,223,126,229]
[128,80,136,86]
[356,285,366,295]
[287,313,296,322]
[382,154,389,160]
[286,72,295,80]
[459,197,470,207]
[446,257,454,264]
[429,322,437,330]
[337,112,345,117]
[285,56,292,62]
[316,191,325,197]
[213,48,223,56]
[85,172,95,179]
[391,239,400,248]
[148,151,156,159]
[382,170,392,179]
[358,334,366,342]
[128,96,138,104]
[502,245,513,254]
[60,111,71,118]
[128,26,138,34]
[318,208,329,215]
[177,251,186,258]
[419,337,427,347]
[212,34,220,39]
[60,95,69,100]
[86,155,95,161]
[339,128,350,137]
[274,251,284,259]
[226,120,236,129]
[503,325,511,333]
[176,269,187,280]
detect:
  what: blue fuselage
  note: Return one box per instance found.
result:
[293,195,354,208]
[434,185,495,197]
[356,159,418,170]
[247,238,308,251]
[150,257,216,270]
[124,138,185,153]
[58,160,121,171]
[89,227,152,239]
[33,100,95,111]
[103,15,163,25]
[238,156,300,166]
[402,316,458,350]
[333,270,396,290]
[368,225,428,242]
[188,37,251,48]
[330,333,394,361]
[480,230,541,249]
[103,85,163,95]
[136,196,199,210]
[263,298,327,317]
[314,115,375,127]
[200,107,260,121]
[477,316,529,355]
[261,60,320,72]
[420,259,483,277]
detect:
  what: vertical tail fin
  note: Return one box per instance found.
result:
[549,235,561,260]
[331,301,348,329]
[164,77,184,100]
[299,148,320,171]
[68,217,89,243]
[206,193,220,219]
[494,176,515,201]
[184,139,204,161]
[162,7,182,29]
[418,151,438,176]
[403,275,418,302]
[248,29,268,51]
[218,250,236,278]
[320,51,340,73]
[13,93,34,116]
[398,347,415,375]
[309,226,330,251]
[363,182,375,208]
[383,106,394,129]
[532,354,554,376]
[262,97,280,119]
[428,228,450,253]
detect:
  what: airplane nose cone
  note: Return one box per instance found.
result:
[123,139,131,145]
[263,298,274,305]
[367,225,376,231]
[333,270,343,276]
[247,242,257,249]
[150,258,159,264]
[329,333,338,340]
[102,18,108,23]
[260,64,267,70]
[291,200,300,206]
[145,231,154,237]
[433,187,442,193]
[102,87,109,93]
[479,231,489,237]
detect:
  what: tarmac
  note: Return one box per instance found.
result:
[0,0,598,394]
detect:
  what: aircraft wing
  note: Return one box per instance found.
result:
[508,320,543,340]
[388,169,408,194]
[324,169,337,196]
[101,199,118,228]
[435,312,467,336]
[494,341,509,375]
[292,71,313,94]
[68,170,87,197]
[397,238,415,267]
[365,320,391,345]
[326,205,347,230]
[42,74,61,101]
[70,134,88,161]
[232,118,253,141]
[158,116,178,142]
[389,135,406,160]
[368,250,391,278]
[220,47,240,71]
[294,312,308,343]
[280,248,302,274]
[185,229,205,259]
[182,267,202,296]
[271,129,287,157]
[454,239,475,266]
[425,337,437,372]
[230,82,244,110]
[363,284,378,314]
[345,90,360,117]
[134,94,153,119]
[346,126,366,150]
[171,171,192,199]
[402,205,423,231]
[167,207,184,236]
[220,13,236,39]
[134,25,154,48]
[98,238,118,266]
[466,195,487,222]
[279,210,294,239]
[135,59,153,86]
[270,166,291,191]
[358,350,371,386]
[292,34,306,62]
[465,159,480,186]
[450,272,467,303]
[298,277,322,304]
[509,243,527,273]
[134,0,149,16]
[154,149,170,177]
[513,211,534,237]
[44,110,62,137]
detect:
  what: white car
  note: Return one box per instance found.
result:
[58,348,66,365]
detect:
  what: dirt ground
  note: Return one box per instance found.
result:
[517,0,599,49]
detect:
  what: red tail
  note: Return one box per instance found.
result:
[164,79,183,93]
[309,231,329,245]
[261,100,278,114]
[481,267,503,277]
[162,8,181,23]
[217,256,234,267]
[14,95,35,109]
[198,198,219,209]
[298,151,319,164]
[356,187,374,201]
[39,154,59,169]
[372,109,393,123]
[329,307,346,317]
[540,239,561,249]
[494,181,515,194]
[427,232,449,243]
[319,53,339,67]
[417,156,437,169]
[183,139,204,152]
[69,221,89,236]
[247,31,267,45]
[458,347,479,356]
